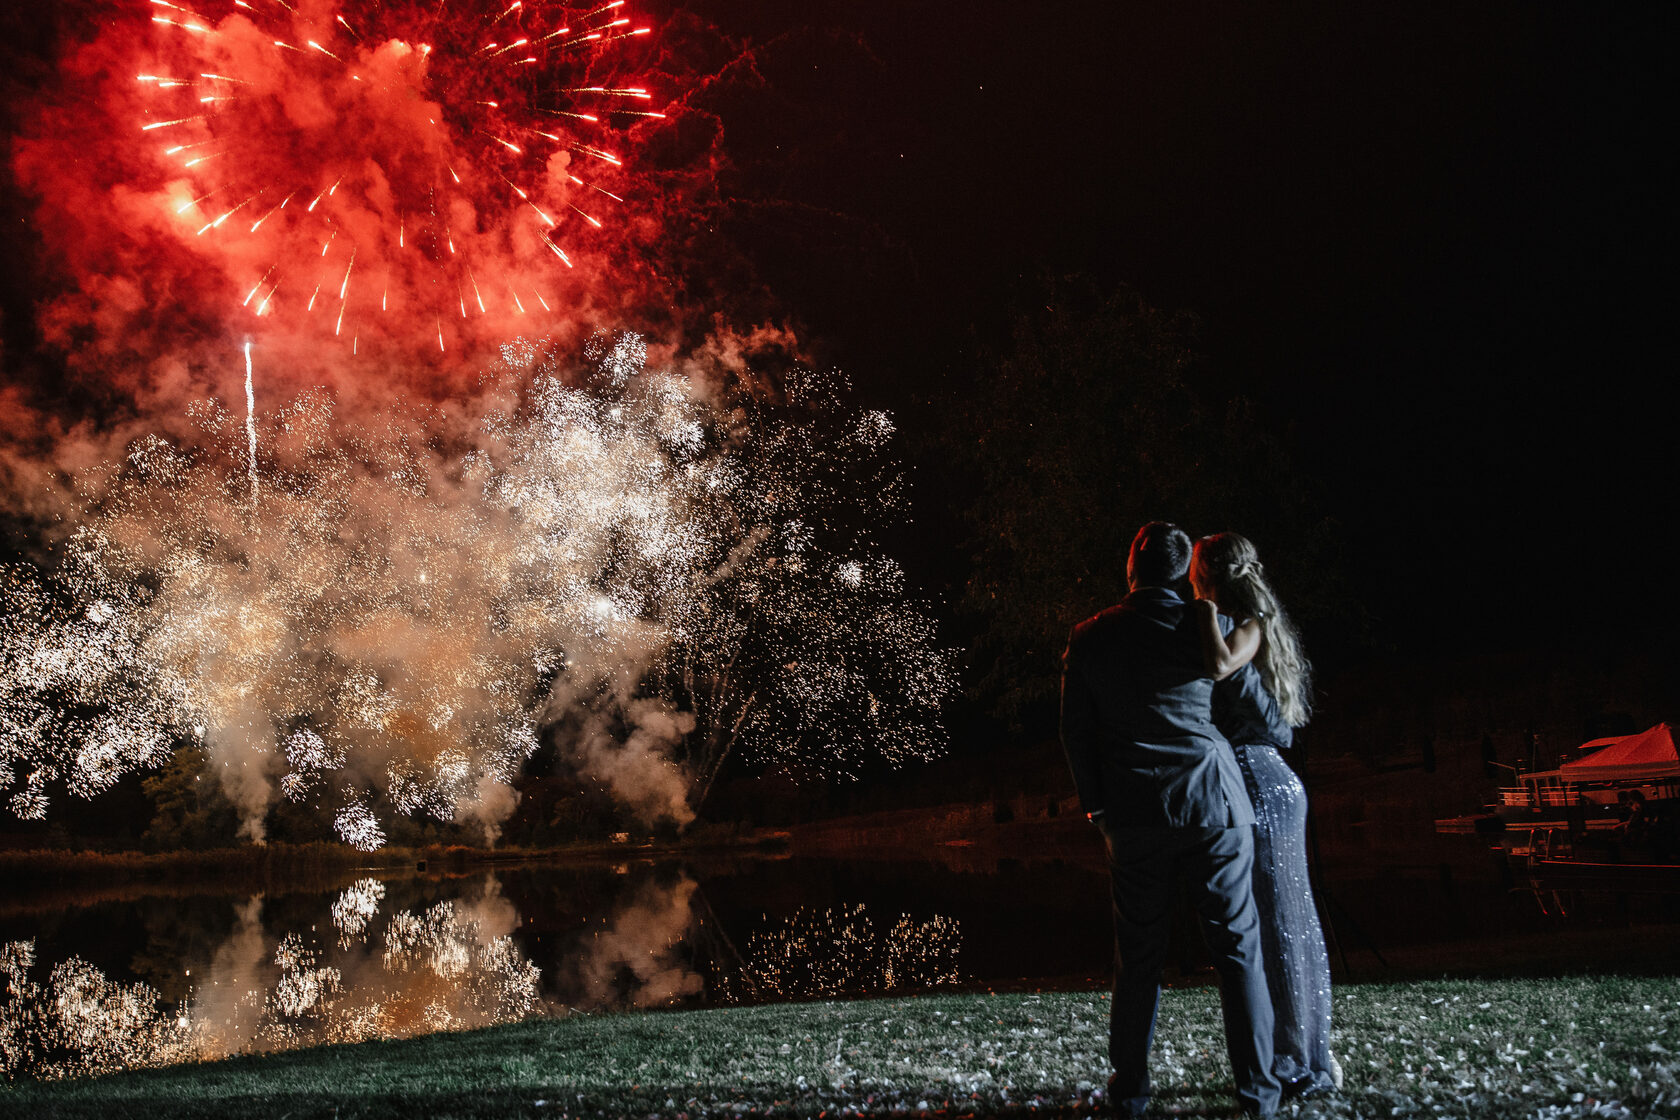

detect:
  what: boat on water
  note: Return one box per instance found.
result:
[1436,722,1680,894]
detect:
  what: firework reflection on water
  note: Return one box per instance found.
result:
[714,903,962,1004]
[0,876,539,1081]
[0,332,953,847]
[0,873,965,1082]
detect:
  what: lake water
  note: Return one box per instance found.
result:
[3,848,1675,1080]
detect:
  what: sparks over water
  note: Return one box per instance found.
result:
[0,335,954,847]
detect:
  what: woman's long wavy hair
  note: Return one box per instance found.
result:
[1191,532,1313,727]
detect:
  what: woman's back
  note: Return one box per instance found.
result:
[1214,660,1292,751]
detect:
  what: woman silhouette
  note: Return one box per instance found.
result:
[1191,532,1339,1098]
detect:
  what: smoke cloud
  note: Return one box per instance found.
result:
[565,872,704,1008]
[6,0,740,410]
[0,4,951,846]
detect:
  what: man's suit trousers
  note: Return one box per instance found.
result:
[1099,822,1281,1117]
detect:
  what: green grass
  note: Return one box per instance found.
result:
[4,978,1677,1119]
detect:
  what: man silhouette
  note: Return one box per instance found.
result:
[1060,521,1278,1116]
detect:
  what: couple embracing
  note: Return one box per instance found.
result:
[1060,522,1336,1117]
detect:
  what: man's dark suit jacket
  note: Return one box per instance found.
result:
[1060,586,1253,829]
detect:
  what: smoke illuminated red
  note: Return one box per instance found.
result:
[133,0,660,358]
[0,5,952,855]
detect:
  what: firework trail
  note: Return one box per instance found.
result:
[243,339,259,520]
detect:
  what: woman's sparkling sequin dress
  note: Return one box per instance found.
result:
[1215,661,1337,1095]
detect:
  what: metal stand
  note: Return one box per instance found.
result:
[1304,779,1389,972]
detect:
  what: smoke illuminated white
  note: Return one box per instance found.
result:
[0,334,953,844]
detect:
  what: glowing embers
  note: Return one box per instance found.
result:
[138,0,659,350]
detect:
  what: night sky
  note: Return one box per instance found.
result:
[682,1,1674,666]
[2,1,1673,671]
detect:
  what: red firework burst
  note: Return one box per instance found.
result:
[138,0,661,354]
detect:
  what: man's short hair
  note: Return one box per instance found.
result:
[1127,521,1192,588]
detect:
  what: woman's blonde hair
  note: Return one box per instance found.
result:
[1191,532,1313,727]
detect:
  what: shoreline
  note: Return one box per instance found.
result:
[0,830,795,891]
[0,795,1117,886]
[0,786,1655,890]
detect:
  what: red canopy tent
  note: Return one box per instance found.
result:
[1559,723,1680,783]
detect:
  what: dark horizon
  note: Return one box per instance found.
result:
[679,0,1673,670]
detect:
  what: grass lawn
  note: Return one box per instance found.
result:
[4,977,1677,1119]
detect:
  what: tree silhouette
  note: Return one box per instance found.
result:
[947,281,1352,723]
